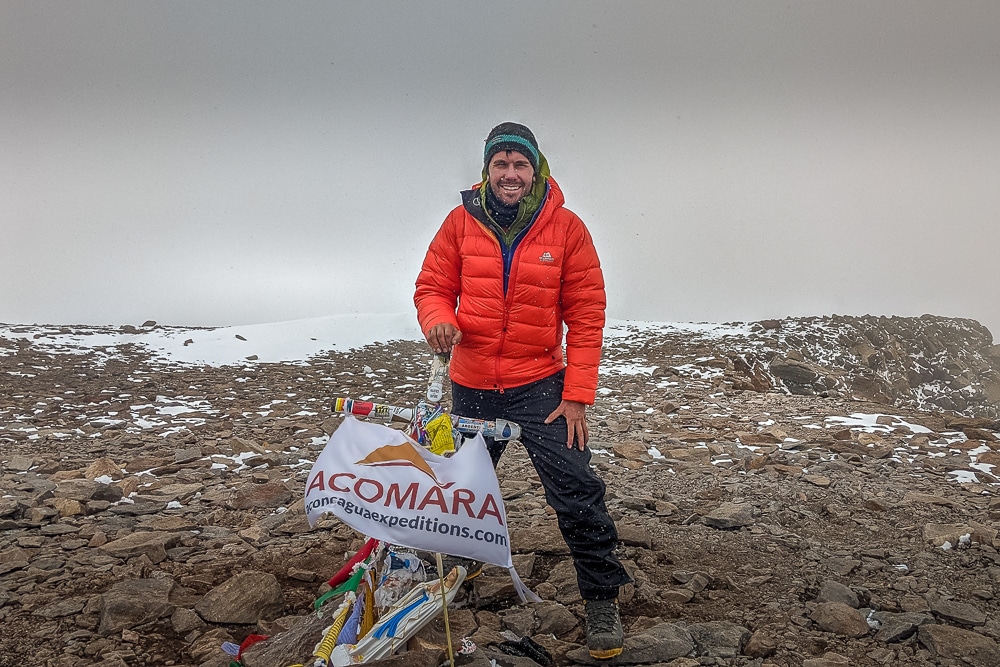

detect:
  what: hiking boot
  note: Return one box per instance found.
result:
[585,599,624,660]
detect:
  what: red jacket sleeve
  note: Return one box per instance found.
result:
[559,215,606,404]
[414,208,464,336]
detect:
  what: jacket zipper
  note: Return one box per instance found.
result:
[471,219,508,394]
[496,232,513,394]
[496,308,508,394]
[496,230,531,394]
[474,189,547,395]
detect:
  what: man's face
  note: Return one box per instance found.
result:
[487,150,535,207]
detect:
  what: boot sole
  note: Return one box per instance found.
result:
[589,647,623,660]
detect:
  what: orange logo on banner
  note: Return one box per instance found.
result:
[356,443,441,485]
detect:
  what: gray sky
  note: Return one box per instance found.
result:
[3,1,999,337]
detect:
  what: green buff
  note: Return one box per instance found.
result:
[479,151,551,245]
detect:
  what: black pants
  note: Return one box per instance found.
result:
[452,370,631,601]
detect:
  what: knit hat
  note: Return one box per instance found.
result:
[484,122,539,171]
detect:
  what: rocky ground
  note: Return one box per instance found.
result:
[2,317,1000,667]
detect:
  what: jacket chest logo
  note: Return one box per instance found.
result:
[539,251,555,263]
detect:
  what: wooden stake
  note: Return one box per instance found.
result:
[434,552,456,667]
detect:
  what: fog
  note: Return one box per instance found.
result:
[3,1,998,336]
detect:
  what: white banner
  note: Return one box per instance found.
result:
[305,415,513,569]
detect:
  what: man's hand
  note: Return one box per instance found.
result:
[426,323,462,355]
[545,399,589,451]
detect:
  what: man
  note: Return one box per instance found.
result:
[414,122,631,660]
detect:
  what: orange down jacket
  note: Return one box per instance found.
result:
[414,177,606,404]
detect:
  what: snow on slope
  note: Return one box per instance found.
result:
[0,314,423,366]
[1,316,748,367]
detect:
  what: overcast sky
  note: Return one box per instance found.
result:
[3,1,998,338]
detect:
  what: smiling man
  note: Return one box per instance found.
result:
[414,122,631,659]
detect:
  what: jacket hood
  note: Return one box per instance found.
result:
[462,176,565,230]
